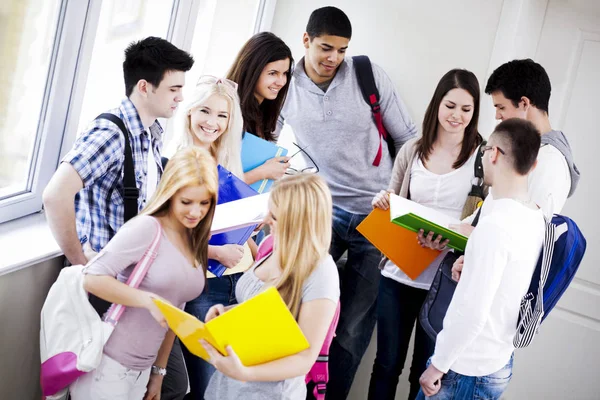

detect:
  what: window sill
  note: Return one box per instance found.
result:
[0,211,62,276]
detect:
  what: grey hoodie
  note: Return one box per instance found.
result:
[540,130,580,197]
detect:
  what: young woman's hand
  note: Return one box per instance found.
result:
[205,304,226,322]
[371,189,394,210]
[201,341,249,382]
[451,255,464,282]
[449,223,475,238]
[258,156,290,180]
[215,244,245,268]
[417,230,449,251]
[144,293,168,328]
[144,373,163,400]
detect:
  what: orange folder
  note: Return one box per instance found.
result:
[357,208,440,280]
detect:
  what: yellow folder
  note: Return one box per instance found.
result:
[357,207,440,280]
[153,286,309,366]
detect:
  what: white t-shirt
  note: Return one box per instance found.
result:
[382,151,477,290]
[528,144,571,215]
[146,144,158,201]
[431,198,545,376]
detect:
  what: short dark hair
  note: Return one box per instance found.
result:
[226,32,293,142]
[492,118,541,175]
[306,6,352,40]
[418,69,483,169]
[123,36,194,97]
[485,59,551,113]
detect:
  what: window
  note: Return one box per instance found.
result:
[76,0,176,135]
[0,0,62,199]
[0,0,274,224]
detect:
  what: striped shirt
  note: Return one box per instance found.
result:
[62,98,163,251]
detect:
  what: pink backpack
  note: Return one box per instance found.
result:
[255,235,341,400]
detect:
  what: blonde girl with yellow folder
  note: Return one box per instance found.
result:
[69,147,217,400]
[200,174,340,400]
[368,69,486,400]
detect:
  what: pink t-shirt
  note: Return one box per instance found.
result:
[85,215,205,370]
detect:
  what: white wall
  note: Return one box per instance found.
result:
[271,0,505,134]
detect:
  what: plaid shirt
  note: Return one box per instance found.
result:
[63,99,163,251]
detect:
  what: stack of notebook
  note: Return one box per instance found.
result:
[357,194,467,279]
[241,132,288,193]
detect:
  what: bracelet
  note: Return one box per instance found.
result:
[151,365,167,376]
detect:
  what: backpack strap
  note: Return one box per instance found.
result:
[352,55,396,166]
[255,235,274,262]
[513,216,554,348]
[96,113,139,223]
[103,218,163,326]
[469,140,486,200]
[305,302,341,400]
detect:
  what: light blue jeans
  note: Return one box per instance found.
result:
[416,354,513,400]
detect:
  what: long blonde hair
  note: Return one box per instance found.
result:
[170,79,244,176]
[270,174,333,317]
[141,147,219,273]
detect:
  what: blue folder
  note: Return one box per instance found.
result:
[241,132,288,193]
[208,165,259,277]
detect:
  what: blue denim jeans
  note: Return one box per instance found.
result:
[181,273,243,400]
[326,205,383,400]
[368,276,435,400]
[415,355,514,400]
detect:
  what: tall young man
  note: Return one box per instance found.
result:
[485,58,580,215]
[418,118,546,400]
[277,7,417,398]
[43,36,194,400]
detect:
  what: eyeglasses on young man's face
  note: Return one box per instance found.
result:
[285,142,319,175]
[480,145,506,156]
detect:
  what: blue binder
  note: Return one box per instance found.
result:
[208,165,259,277]
[241,132,288,193]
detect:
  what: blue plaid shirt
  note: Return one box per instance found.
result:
[63,99,163,251]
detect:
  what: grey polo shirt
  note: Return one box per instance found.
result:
[278,57,417,214]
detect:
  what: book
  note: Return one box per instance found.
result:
[210,192,270,235]
[241,132,288,193]
[207,165,259,277]
[153,286,310,366]
[357,207,440,280]
[389,194,467,252]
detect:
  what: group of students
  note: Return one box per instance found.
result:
[41,5,580,400]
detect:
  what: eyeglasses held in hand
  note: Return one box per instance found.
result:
[285,142,319,175]
[196,75,238,90]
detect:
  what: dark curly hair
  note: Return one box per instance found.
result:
[485,59,551,113]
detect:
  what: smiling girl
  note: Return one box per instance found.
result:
[69,147,218,400]
[368,69,485,400]
[226,32,295,184]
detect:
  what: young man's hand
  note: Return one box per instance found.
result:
[419,363,444,397]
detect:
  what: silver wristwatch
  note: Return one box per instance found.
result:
[151,365,167,376]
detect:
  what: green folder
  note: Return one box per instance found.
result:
[391,213,467,252]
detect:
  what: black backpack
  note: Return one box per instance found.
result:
[96,113,139,223]
[352,55,396,166]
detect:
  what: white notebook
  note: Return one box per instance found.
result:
[210,192,270,235]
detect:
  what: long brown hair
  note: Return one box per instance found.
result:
[270,174,332,317]
[417,69,483,169]
[140,147,219,273]
[226,32,293,142]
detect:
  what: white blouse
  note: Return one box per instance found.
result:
[381,150,478,290]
